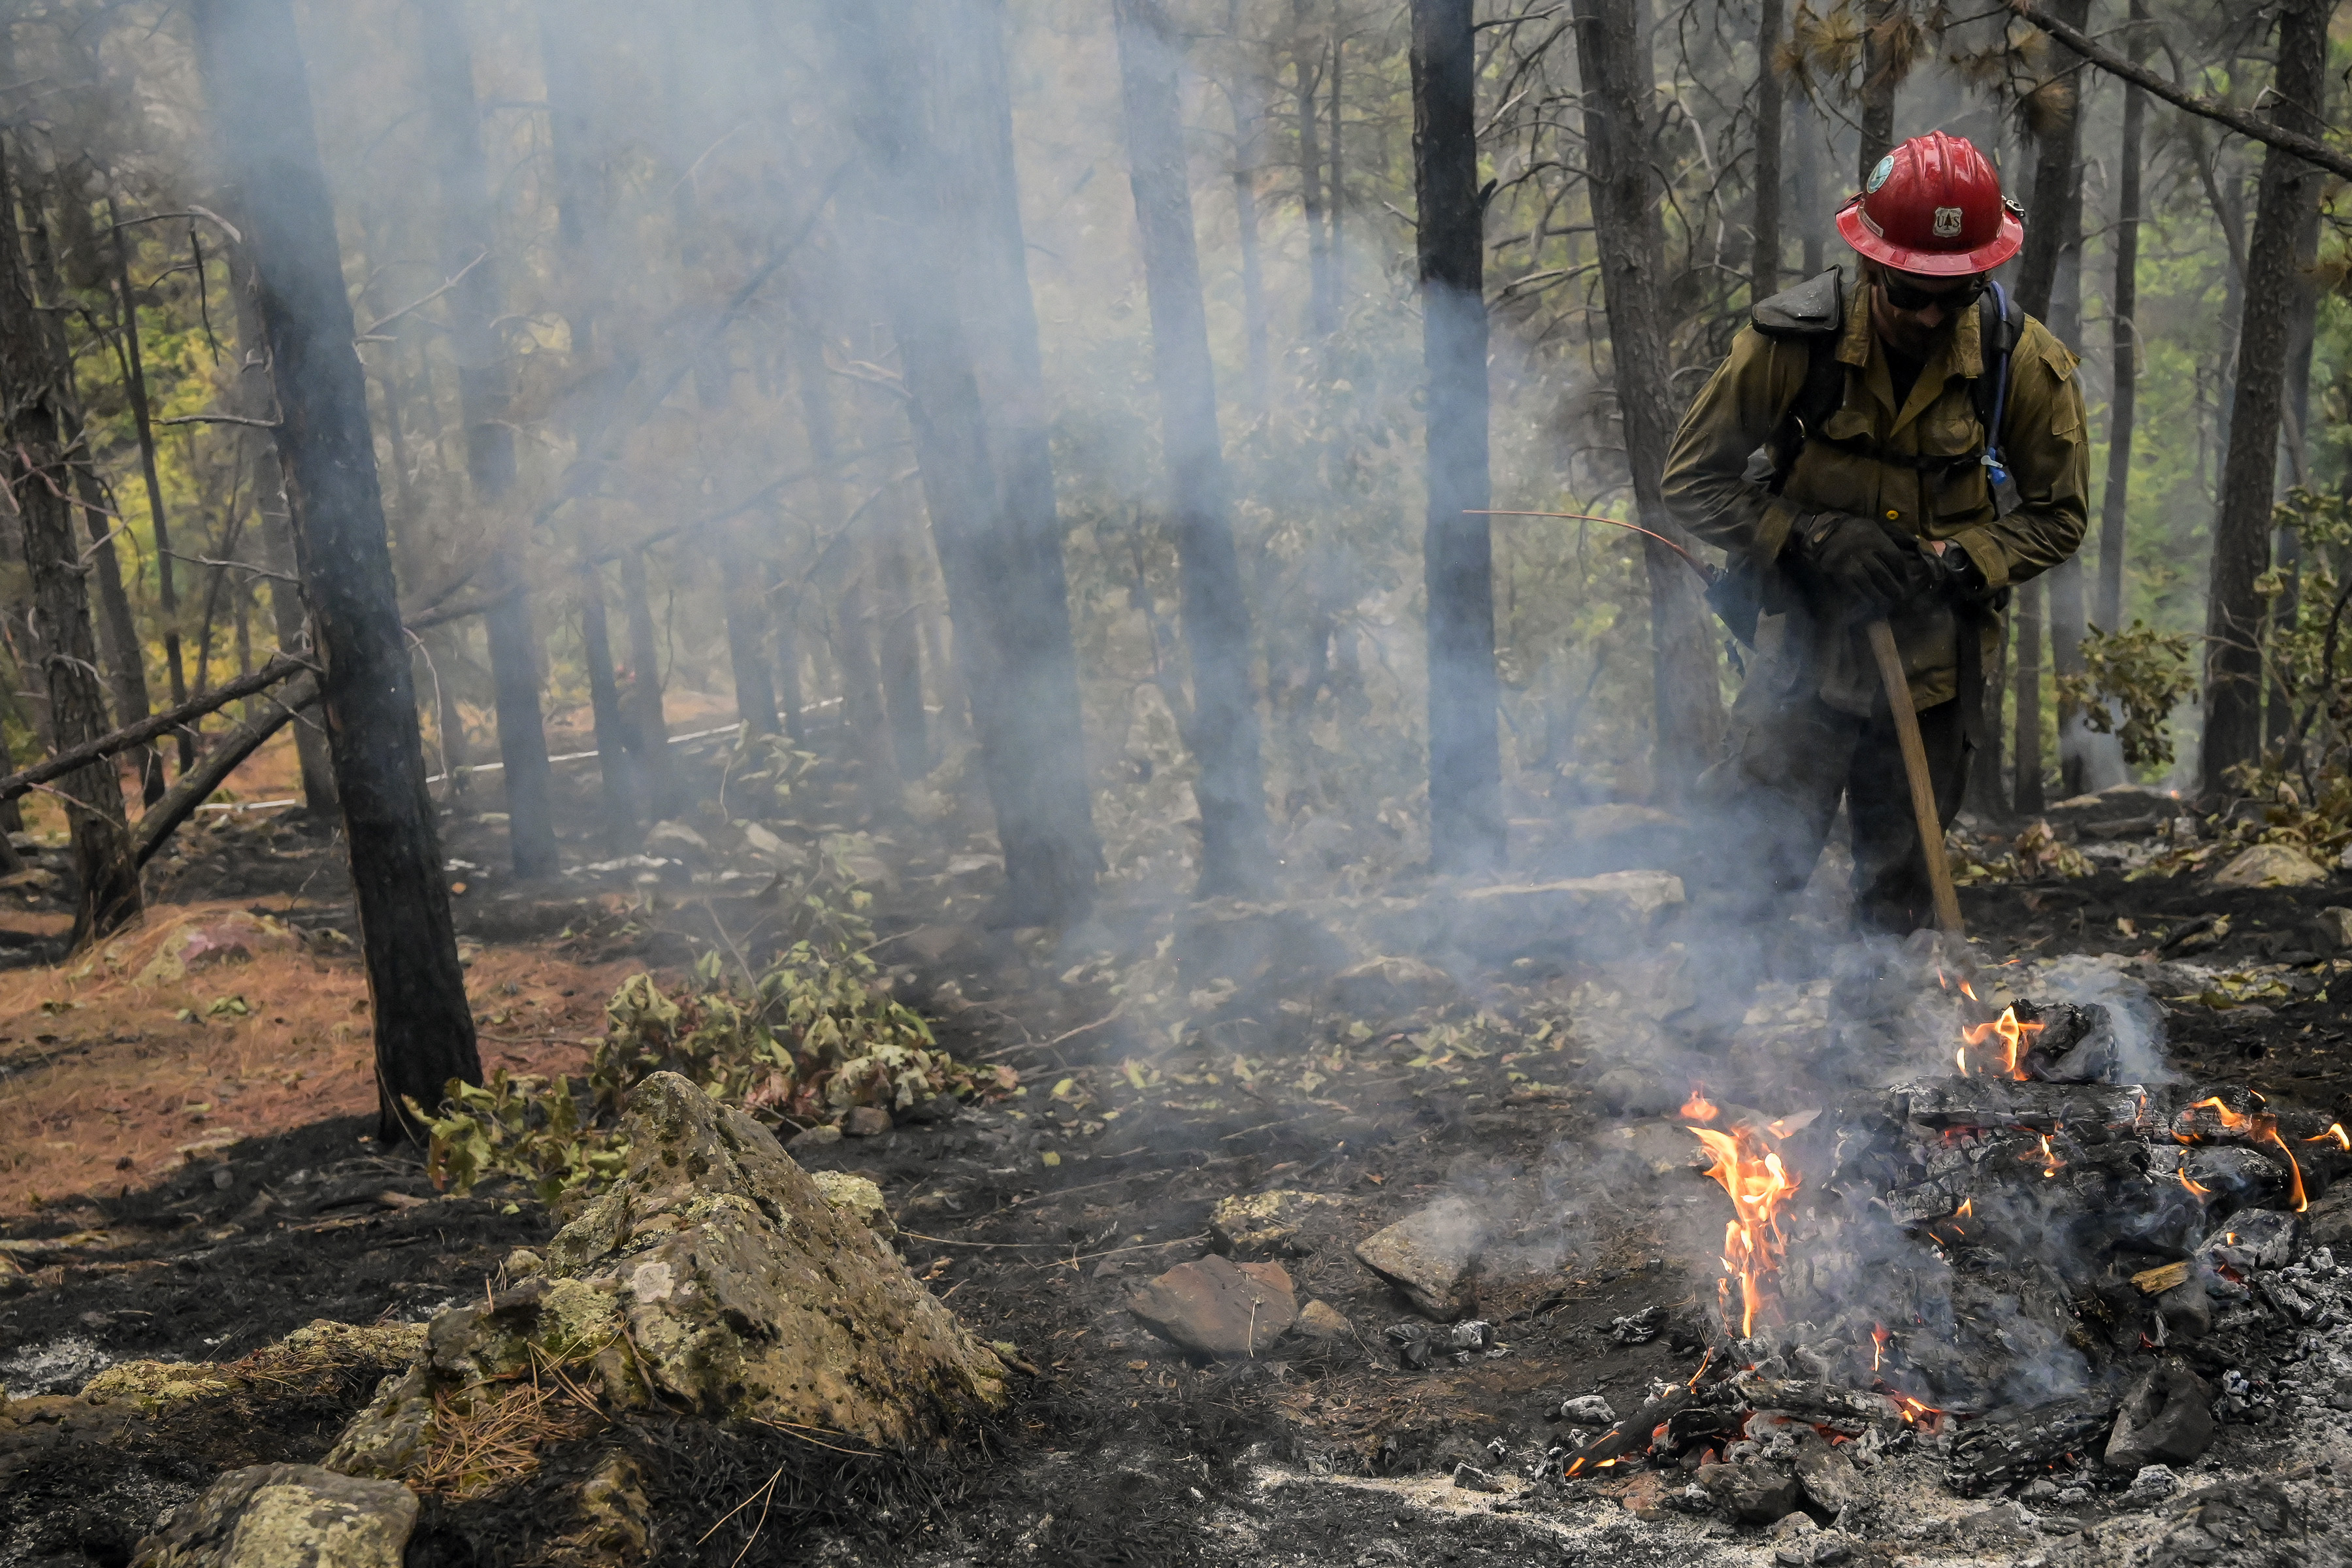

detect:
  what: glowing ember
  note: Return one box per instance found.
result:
[1690,1122,1800,1339]
[1959,1005,2042,1079]
[1680,1084,1720,1123]
[2184,1097,2309,1213]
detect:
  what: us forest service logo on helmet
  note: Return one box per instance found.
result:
[1933,206,1964,238]
[1867,154,1894,193]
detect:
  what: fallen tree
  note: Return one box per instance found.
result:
[132,676,319,868]
[0,653,310,804]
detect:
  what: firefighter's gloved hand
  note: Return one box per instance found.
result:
[1920,542,1993,606]
[1789,511,1920,612]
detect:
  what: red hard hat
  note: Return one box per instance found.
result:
[1835,131,2023,276]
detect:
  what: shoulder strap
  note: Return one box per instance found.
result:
[1757,269,1848,495]
[1974,281,2025,519]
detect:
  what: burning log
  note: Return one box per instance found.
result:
[1560,1390,1699,1478]
[1724,1373,1904,1431]
[1942,1390,2121,1497]
[1893,1079,2155,1136]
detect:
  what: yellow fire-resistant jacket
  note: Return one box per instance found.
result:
[1661,273,2089,717]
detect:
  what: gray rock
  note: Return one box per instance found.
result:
[1451,1462,1505,1494]
[1693,1461,1803,1524]
[2318,907,2352,951]
[2125,1463,2180,1504]
[809,1171,896,1239]
[1559,1394,1617,1426]
[841,1105,892,1137]
[2107,1359,2214,1472]
[642,819,711,861]
[786,1123,843,1154]
[327,1072,1005,1479]
[1128,1255,1298,1358]
[2210,843,2328,889]
[1209,1190,1344,1257]
[1293,1299,1356,1344]
[1354,1196,1486,1319]
[131,1463,416,1567]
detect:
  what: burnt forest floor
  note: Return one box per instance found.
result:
[5,751,2352,1566]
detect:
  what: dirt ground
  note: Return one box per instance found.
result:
[5,745,2352,1565]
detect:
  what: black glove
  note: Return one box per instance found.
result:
[1788,511,1923,612]
[1919,542,1993,606]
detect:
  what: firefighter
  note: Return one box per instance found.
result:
[1663,130,2087,937]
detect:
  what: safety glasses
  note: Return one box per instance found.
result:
[1880,270,1988,313]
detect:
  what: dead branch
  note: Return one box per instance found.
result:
[133,675,320,867]
[2007,0,2352,184]
[0,653,310,802]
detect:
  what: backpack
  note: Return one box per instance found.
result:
[1705,268,2021,647]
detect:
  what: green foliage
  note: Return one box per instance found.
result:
[409,863,1010,1200]
[2056,621,2197,766]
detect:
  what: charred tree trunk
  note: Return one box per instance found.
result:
[193,0,480,1141]
[719,521,780,739]
[0,136,142,946]
[1752,0,1784,301]
[1290,0,1335,342]
[1857,0,1899,179]
[418,0,558,879]
[619,547,679,819]
[2096,0,2147,634]
[20,163,160,807]
[2014,578,2046,813]
[2198,0,2332,796]
[1113,0,1273,894]
[574,562,643,830]
[870,476,930,779]
[1221,1,1273,418]
[107,198,192,776]
[1410,0,1503,871]
[788,323,900,810]
[1791,90,1824,276]
[1572,0,1725,804]
[851,0,1102,923]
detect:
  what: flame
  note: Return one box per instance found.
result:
[1889,1394,1942,1430]
[2033,1134,2063,1178]
[1680,1084,1719,1123]
[1870,1323,1889,1371]
[1690,1123,1800,1339]
[1957,1198,1973,1218]
[2308,1123,2351,1151]
[2185,1098,2309,1213]
[1959,1005,2042,1079]
[2178,1170,2212,1198]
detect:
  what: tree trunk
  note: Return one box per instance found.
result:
[2096,0,2147,634]
[1970,610,2008,814]
[107,198,192,775]
[874,485,930,778]
[417,0,558,879]
[574,561,642,830]
[2014,578,2046,813]
[1791,91,1824,275]
[192,0,480,1142]
[1326,15,1343,316]
[830,0,1102,923]
[1290,0,1335,341]
[719,520,780,739]
[0,136,142,946]
[768,554,805,743]
[619,547,679,819]
[1113,0,1273,893]
[787,323,900,810]
[1409,0,1505,872]
[1752,0,1784,301]
[20,161,160,807]
[1571,0,1725,804]
[1857,0,1899,180]
[2197,0,2332,796]
[1222,1,1273,417]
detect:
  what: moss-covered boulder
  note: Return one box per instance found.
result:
[328,1071,1004,1490]
[130,1463,416,1567]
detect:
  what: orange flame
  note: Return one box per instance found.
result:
[1870,1323,1889,1371]
[1960,1005,2042,1079]
[2178,1170,2212,1198]
[1690,1123,1800,1339]
[2033,1134,2063,1178]
[1680,1084,1719,1123]
[1957,1198,1973,1218]
[2307,1123,2351,1151]
[2185,1098,2308,1213]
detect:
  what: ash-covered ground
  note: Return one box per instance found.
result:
[7,770,2352,1565]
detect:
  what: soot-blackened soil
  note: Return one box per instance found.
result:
[11,805,2352,1563]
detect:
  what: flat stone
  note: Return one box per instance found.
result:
[1327,955,1460,1017]
[2211,843,2328,889]
[326,1073,1005,1477]
[130,1463,416,1567]
[841,1105,893,1137]
[1209,1190,1343,1256]
[1693,1461,1802,1524]
[1354,1196,1486,1319]
[1128,1255,1297,1358]
[810,1171,896,1239]
[787,1124,843,1153]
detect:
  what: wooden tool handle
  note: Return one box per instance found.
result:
[1867,619,1965,938]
